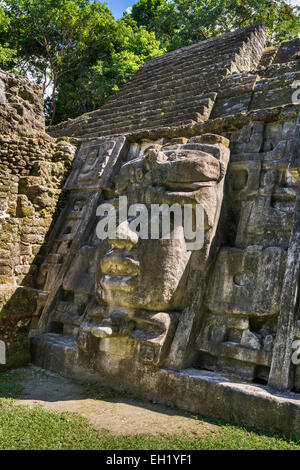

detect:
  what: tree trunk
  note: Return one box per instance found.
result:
[50,78,57,125]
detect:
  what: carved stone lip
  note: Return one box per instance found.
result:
[100,252,140,276]
[272,186,297,201]
[165,181,216,191]
[100,274,138,292]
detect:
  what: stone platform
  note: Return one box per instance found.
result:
[31,333,300,437]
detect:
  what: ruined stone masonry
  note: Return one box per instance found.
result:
[2,23,300,435]
[0,70,76,368]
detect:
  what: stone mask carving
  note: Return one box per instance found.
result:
[93,134,230,340]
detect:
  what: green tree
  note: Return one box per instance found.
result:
[174,0,300,44]
[1,0,163,124]
[130,0,300,50]
[110,16,163,85]
[0,7,16,64]
[132,0,168,30]
[2,0,117,123]
[53,17,163,123]
[131,0,178,47]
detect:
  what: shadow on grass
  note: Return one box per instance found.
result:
[0,369,25,398]
[0,365,299,448]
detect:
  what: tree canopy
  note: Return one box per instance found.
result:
[0,7,16,64]
[0,0,299,124]
[0,0,162,123]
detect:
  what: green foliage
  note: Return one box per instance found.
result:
[174,0,300,44]
[130,0,300,50]
[131,0,178,48]
[0,44,16,65]
[2,0,119,123]
[104,19,163,91]
[0,0,163,123]
[0,8,16,64]
[0,0,299,124]
[50,15,163,123]
[132,0,172,31]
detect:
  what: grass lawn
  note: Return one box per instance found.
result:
[0,369,299,450]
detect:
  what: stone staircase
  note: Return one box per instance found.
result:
[48,23,267,139]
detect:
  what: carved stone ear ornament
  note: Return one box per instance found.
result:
[218,161,226,182]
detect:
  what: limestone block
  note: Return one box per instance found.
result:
[212,74,258,119]
[62,245,96,296]
[241,330,261,349]
[229,160,261,201]
[218,342,271,367]
[251,84,297,111]
[263,334,274,352]
[235,196,293,248]
[0,79,6,105]
[263,122,283,151]
[231,123,264,154]
[282,120,297,139]
[294,366,300,392]
[207,246,286,317]
[274,38,300,64]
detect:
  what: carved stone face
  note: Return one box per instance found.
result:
[99,224,192,311]
[96,135,229,312]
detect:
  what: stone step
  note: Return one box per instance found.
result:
[138,35,252,74]
[119,38,250,83]
[75,101,212,137]
[47,23,267,138]
[112,70,227,106]
[87,90,214,121]
[116,58,234,97]
[80,115,195,138]
[82,80,221,123]
[76,94,215,133]
[258,46,278,69]
[127,50,237,81]
[77,112,199,138]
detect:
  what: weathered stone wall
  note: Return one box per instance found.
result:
[195,118,300,387]
[0,70,76,369]
[0,70,45,136]
[32,29,300,376]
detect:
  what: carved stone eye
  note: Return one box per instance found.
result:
[136,168,144,181]
[233,272,253,286]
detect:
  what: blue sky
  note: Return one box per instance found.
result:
[105,0,135,18]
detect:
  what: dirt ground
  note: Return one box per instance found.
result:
[13,366,217,436]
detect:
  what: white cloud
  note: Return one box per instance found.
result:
[125,6,132,14]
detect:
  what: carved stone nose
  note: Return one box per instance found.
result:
[108,220,139,249]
